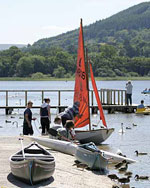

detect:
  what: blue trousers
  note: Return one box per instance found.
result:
[126,94,132,105]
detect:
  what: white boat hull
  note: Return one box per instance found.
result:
[24,136,136,164]
[75,128,114,145]
[24,136,77,156]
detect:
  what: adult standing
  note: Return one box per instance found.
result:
[40,98,51,135]
[125,80,133,105]
[23,101,36,135]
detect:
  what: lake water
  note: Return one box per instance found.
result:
[0,80,150,188]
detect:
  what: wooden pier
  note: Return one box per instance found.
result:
[0,89,137,114]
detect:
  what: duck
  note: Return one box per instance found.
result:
[125,171,133,176]
[5,120,11,123]
[108,174,119,181]
[112,186,120,188]
[116,149,126,157]
[135,150,147,156]
[134,174,149,180]
[118,163,128,172]
[118,176,131,184]
[10,116,15,118]
[115,160,127,169]
[73,163,88,170]
[126,126,132,129]
[132,123,137,126]
[92,124,98,127]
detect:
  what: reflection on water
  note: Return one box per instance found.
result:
[1,81,150,188]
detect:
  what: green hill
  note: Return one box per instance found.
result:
[32,2,150,52]
[1,2,150,78]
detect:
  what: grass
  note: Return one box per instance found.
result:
[0,76,150,81]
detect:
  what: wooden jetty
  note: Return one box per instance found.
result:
[0,89,137,114]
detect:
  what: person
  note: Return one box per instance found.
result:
[23,101,36,135]
[125,80,133,105]
[57,101,81,127]
[40,98,51,135]
[137,100,145,109]
[57,120,76,141]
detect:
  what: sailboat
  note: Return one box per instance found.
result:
[74,19,114,144]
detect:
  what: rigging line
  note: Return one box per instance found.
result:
[33,120,41,134]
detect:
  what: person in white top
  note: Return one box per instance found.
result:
[125,80,133,105]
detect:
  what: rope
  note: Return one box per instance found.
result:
[33,120,41,134]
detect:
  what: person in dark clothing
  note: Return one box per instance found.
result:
[23,101,36,135]
[58,101,81,127]
[40,98,51,135]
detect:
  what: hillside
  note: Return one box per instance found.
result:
[32,2,150,51]
[0,2,150,78]
[0,44,26,51]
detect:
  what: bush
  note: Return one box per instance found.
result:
[31,72,51,79]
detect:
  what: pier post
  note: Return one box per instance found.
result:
[25,91,27,106]
[42,91,44,102]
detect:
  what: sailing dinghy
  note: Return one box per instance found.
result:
[74,19,114,144]
[9,141,55,185]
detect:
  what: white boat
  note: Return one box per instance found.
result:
[72,19,114,144]
[24,136,136,164]
[75,128,114,145]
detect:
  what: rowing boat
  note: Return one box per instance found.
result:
[9,142,55,185]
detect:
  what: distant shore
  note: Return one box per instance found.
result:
[0,76,150,81]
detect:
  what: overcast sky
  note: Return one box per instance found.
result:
[0,0,149,44]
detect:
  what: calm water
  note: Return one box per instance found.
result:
[0,80,150,188]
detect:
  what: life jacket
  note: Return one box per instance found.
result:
[40,103,49,117]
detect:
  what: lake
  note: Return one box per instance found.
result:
[0,80,150,188]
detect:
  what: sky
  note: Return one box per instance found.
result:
[0,0,149,44]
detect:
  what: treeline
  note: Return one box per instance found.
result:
[0,44,150,78]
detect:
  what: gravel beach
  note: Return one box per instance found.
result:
[0,136,116,188]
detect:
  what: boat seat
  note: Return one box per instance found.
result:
[11,156,54,161]
[13,154,54,158]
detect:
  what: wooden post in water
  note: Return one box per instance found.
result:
[58,90,65,113]
[118,91,120,105]
[25,91,27,106]
[114,90,116,105]
[42,91,44,102]
[5,91,8,115]
[121,90,123,105]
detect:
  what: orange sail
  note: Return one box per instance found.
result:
[74,19,90,128]
[89,62,107,127]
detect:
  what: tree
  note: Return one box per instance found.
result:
[16,56,34,77]
[53,66,66,78]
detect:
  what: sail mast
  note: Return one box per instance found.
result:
[85,48,91,131]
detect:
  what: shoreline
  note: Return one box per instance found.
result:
[0,76,150,81]
[0,136,116,188]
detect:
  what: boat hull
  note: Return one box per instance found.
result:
[75,128,114,145]
[75,143,108,170]
[24,136,136,164]
[10,159,55,184]
[9,142,55,185]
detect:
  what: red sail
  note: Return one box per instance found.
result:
[89,62,107,127]
[74,20,90,128]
